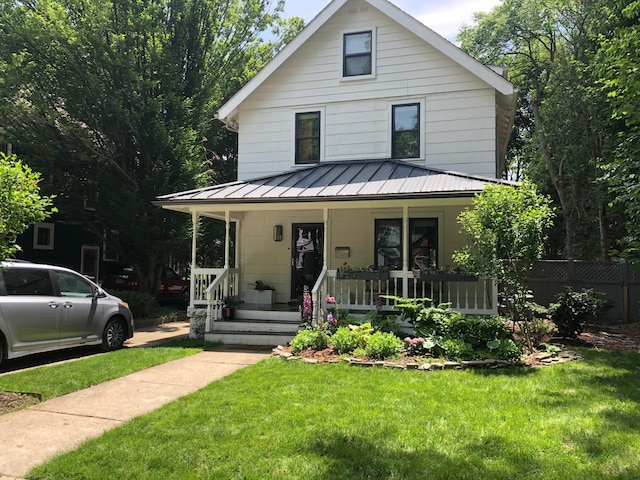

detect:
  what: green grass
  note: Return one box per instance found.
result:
[28,348,640,480]
[0,340,204,400]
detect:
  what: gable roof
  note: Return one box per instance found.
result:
[216,0,516,126]
[154,159,514,210]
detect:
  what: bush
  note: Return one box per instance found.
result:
[331,327,357,354]
[109,290,156,318]
[443,338,474,361]
[447,316,510,348]
[365,331,403,359]
[487,338,522,362]
[349,323,374,350]
[550,288,613,338]
[290,329,329,353]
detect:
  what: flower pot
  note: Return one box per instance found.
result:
[337,269,390,280]
[222,307,235,320]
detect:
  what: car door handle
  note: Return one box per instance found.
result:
[48,302,60,309]
[62,302,74,309]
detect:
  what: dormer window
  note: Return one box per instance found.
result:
[343,30,373,77]
[295,111,321,164]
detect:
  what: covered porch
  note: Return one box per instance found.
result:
[154,160,503,344]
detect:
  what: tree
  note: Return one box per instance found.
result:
[453,180,554,351]
[458,0,614,261]
[0,153,57,260]
[597,0,640,265]
[0,0,299,293]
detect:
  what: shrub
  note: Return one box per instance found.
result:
[110,290,156,318]
[331,327,357,354]
[349,323,374,349]
[363,310,402,335]
[290,329,329,353]
[365,331,403,359]
[550,288,613,338]
[443,338,474,361]
[447,315,510,348]
[487,338,522,362]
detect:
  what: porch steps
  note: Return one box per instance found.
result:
[205,307,301,346]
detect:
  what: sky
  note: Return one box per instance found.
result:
[278,0,503,43]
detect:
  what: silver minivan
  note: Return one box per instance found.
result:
[0,261,134,366]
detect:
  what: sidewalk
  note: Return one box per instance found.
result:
[0,322,271,480]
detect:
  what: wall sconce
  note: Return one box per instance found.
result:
[273,225,283,242]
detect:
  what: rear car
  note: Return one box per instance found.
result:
[101,265,189,302]
[0,261,134,366]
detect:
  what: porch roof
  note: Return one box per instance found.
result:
[154,159,514,208]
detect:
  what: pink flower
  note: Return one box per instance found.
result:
[327,313,337,325]
[325,296,336,304]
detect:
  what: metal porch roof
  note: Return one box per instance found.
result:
[154,159,514,206]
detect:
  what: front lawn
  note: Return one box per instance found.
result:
[30,348,640,480]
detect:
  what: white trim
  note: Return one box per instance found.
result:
[387,98,425,160]
[33,222,54,250]
[339,26,377,82]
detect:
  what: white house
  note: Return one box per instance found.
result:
[154,0,518,344]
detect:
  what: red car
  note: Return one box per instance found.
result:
[102,266,189,303]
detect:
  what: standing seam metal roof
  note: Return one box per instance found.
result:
[154,159,514,205]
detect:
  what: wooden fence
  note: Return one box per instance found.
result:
[527,260,640,323]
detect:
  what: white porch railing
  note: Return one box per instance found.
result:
[190,267,239,331]
[313,270,497,322]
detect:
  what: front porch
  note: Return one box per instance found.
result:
[188,267,497,345]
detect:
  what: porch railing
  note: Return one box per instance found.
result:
[313,270,497,322]
[190,267,238,329]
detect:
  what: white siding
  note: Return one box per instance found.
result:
[236,0,498,181]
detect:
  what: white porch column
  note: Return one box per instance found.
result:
[402,205,409,298]
[224,210,231,268]
[323,207,329,268]
[189,210,198,309]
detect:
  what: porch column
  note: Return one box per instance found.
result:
[189,210,198,309]
[224,210,231,268]
[323,207,329,268]
[402,205,409,297]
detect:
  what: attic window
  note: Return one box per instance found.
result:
[343,31,372,77]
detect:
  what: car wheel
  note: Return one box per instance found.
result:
[102,318,126,351]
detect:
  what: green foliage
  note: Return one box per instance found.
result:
[364,331,403,360]
[447,316,511,348]
[362,310,402,335]
[443,339,474,361]
[0,0,303,290]
[454,180,554,352]
[349,323,374,350]
[330,327,357,355]
[0,153,56,260]
[550,288,613,338]
[487,338,522,363]
[290,329,329,354]
[108,290,156,319]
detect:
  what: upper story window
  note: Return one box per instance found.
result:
[343,31,372,77]
[33,222,55,250]
[392,103,420,159]
[295,111,321,164]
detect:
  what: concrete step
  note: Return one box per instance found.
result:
[214,319,300,334]
[234,308,299,322]
[205,331,296,346]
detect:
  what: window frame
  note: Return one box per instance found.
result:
[294,110,322,165]
[391,102,422,159]
[341,28,376,80]
[374,217,439,269]
[33,222,55,251]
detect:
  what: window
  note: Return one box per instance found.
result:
[375,218,438,269]
[295,112,320,164]
[343,31,372,77]
[4,268,54,296]
[55,271,94,297]
[375,219,402,269]
[33,222,54,250]
[392,103,420,159]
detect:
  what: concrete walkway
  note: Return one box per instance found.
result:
[0,322,271,480]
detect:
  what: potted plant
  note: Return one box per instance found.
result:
[222,295,241,320]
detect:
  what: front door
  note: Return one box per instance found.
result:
[291,224,324,299]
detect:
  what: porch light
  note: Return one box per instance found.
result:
[273,225,283,242]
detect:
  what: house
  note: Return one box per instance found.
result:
[154,0,518,344]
